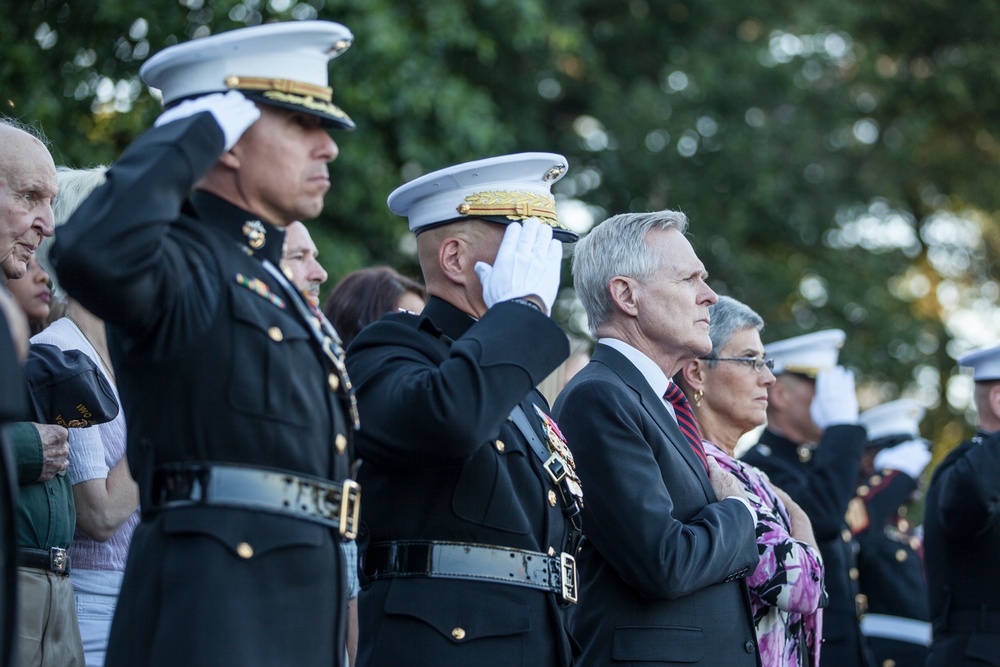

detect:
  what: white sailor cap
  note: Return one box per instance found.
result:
[765,329,846,378]
[859,399,925,441]
[140,21,354,130]
[958,342,1000,382]
[387,153,576,242]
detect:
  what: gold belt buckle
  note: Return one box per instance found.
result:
[49,547,68,573]
[559,552,578,604]
[339,479,361,540]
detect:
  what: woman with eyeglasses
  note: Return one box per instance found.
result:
[676,296,826,667]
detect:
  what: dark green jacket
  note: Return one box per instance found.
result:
[10,421,75,550]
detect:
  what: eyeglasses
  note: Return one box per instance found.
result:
[702,356,774,373]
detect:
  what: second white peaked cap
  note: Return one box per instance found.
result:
[387,152,577,242]
[139,20,355,129]
[765,329,846,378]
[859,399,925,441]
[958,342,1000,381]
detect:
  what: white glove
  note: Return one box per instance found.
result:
[474,217,562,315]
[809,366,859,429]
[154,90,260,152]
[873,438,932,479]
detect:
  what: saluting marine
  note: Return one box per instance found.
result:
[51,21,360,667]
[348,154,582,667]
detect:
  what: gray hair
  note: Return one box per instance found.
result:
[0,115,50,148]
[702,295,765,367]
[37,166,108,293]
[572,210,689,335]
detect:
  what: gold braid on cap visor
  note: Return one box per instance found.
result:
[225,75,333,101]
[780,364,823,379]
[456,190,571,233]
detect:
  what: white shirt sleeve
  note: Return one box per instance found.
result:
[67,424,111,485]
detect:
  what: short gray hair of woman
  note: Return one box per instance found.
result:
[702,295,765,367]
[572,210,689,336]
[37,166,108,293]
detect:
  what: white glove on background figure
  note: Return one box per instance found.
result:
[874,438,933,480]
[809,365,859,429]
[474,217,562,315]
[154,90,260,152]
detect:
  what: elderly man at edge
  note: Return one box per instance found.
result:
[553,210,761,666]
[677,296,826,667]
[0,117,83,667]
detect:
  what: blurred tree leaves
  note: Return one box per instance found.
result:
[4,0,997,460]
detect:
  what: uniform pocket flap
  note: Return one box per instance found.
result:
[230,287,309,340]
[612,625,704,663]
[384,578,531,642]
[966,633,1000,666]
[162,507,324,559]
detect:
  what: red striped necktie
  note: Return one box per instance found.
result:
[663,383,709,472]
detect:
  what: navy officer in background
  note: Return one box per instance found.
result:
[853,399,933,667]
[51,21,360,667]
[924,343,1000,667]
[348,154,582,667]
[741,330,874,667]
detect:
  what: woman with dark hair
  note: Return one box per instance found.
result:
[323,266,426,347]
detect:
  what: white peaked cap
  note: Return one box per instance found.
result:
[765,329,846,378]
[859,399,925,440]
[387,152,577,242]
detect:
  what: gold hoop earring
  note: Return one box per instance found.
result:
[693,389,704,407]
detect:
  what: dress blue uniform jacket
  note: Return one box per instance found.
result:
[853,468,929,667]
[347,296,576,667]
[924,431,1000,667]
[51,113,354,666]
[742,426,875,667]
[553,344,761,667]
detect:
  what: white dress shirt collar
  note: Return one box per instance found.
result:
[598,337,677,417]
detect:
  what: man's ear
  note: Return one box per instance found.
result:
[681,359,708,393]
[438,237,468,286]
[989,384,1000,423]
[608,276,639,317]
[217,148,240,170]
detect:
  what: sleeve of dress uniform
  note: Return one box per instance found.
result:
[928,433,1000,539]
[737,467,826,615]
[347,301,568,465]
[554,377,759,600]
[8,421,43,485]
[859,470,916,532]
[50,113,226,344]
[763,424,867,541]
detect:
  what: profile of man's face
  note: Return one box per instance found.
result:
[0,127,57,281]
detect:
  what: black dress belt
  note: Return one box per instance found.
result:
[363,540,578,604]
[935,609,1000,635]
[150,463,361,539]
[18,547,71,575]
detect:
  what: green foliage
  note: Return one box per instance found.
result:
[4,0,997,460]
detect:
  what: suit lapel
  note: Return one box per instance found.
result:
[592,345,716,500]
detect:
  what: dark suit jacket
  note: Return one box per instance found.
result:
[347,297,576,667]
[51,114,354,666]
[742,426,874,667]
[924,431,1000,667]
[553,344,760,666]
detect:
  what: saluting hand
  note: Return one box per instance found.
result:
[809,365,859,429]
[474,217,562,316]
[154,90,261,152]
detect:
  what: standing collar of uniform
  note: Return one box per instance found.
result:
[420,296,477,340]
[598,337,671,401]
[190,190,286,265]
[760,427,800,450]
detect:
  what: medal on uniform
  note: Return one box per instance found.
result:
[533,405,584,504]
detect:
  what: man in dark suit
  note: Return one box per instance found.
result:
[853,399,933,667]
[51,22,360,666]
[348,153,582,667]
[741,330,874,667]
[924,342,1000,667]
[553,210,761,666]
